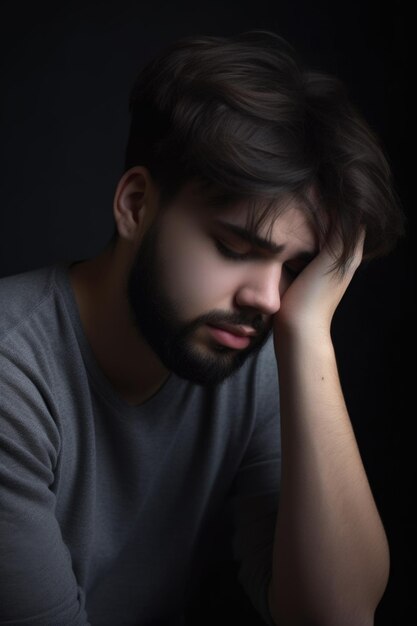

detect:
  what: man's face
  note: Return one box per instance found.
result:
[127,181,318,386]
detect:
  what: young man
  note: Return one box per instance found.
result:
[0,30,405,625]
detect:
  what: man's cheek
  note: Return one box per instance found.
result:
[175,262,216,305]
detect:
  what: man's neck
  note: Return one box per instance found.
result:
[68,244,170,406]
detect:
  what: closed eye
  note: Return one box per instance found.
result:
[214,239,306,277]
[214,239,256,261]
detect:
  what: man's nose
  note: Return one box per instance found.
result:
[234,265,282,316]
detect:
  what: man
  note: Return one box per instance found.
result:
[0,30,405,625]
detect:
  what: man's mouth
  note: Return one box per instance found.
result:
[206,324,253,349]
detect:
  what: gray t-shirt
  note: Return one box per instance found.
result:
[0,262,281,625]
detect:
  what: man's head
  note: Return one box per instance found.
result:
[107,29,406,385]
[112,166,318,386]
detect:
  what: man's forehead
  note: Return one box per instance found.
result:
[185,177,320,213]
[173,179,319,256]
[188,179,303,217]
[183,179,265,216]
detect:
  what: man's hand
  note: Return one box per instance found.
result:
[274,226,366,337]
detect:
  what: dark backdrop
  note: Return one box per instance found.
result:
[0,1,414,624]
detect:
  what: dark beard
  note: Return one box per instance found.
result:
[126,216,272,386]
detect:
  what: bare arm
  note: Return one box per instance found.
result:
[267,229,390,626]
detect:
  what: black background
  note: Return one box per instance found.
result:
[0,1,414,624]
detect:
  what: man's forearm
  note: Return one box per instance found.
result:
[268,327,390,626]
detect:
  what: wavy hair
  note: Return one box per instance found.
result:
[113,30,406,273]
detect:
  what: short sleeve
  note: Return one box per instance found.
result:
[227,338,281,625]
[0,345,90,625]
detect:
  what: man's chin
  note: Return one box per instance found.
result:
[162,337,256,386]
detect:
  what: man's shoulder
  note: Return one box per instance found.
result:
[0,263,60,341]
[0,261,75,418]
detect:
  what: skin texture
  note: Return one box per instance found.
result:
[69,166,390,623]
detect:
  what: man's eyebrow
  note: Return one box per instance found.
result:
[212,219,318,260]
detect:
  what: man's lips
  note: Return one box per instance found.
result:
[207,322,257,337]
[206,323,257,350]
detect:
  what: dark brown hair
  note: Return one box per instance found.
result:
[113,30,406,273]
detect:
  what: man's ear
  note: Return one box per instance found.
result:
[113,166,159,243]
